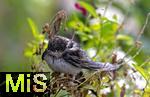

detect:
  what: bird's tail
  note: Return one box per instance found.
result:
[83,60,122,71]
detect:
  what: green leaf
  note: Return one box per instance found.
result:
[78,1,98,17]
[101,21,118,38]
[68,20,91,32]
[27,18,39,38]
[143,87,150,97]
[24,49,33,57]
[113,82,121,97]
[90,23,101,31]
[117,34,133,45]
[117,34,132,40]
[27,18,44,41]
[133,64,150,81]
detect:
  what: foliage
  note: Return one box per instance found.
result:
[24,1,150,97]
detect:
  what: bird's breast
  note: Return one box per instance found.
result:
[44,55,81,75]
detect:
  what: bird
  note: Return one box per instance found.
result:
[41,10,122,75]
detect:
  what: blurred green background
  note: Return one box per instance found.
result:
[0,0,149,72]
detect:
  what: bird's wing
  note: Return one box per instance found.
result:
[62,48,120,71]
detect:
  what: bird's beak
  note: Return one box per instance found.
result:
[42,49,48,60]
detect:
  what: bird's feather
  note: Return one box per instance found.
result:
[62,48,120,71]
